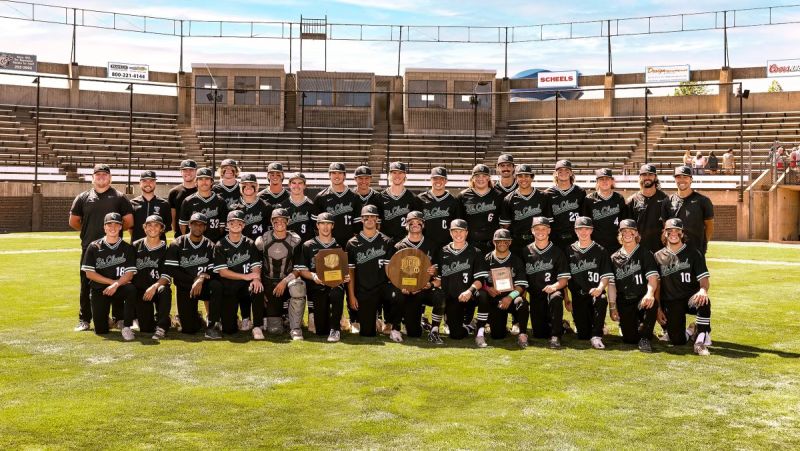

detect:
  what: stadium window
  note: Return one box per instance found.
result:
[408,80,446,108]
[299,77,333,106]
[234,76,257,105]
[196,76,227,104]
[259,77,281,105]
[454,80,491,110]
[335,79,371,107]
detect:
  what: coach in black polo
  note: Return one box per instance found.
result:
[662,165,714,254]
[69,163,134,332]
[130,170,171,242]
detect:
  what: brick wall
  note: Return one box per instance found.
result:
[43,197,74,232]
[712,205,737,241]
[0,197,33,233]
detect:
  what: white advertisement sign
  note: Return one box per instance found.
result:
[767,59,800,78]
[107,62,149,81]
[537,71,578,88]
[645,65,690,84]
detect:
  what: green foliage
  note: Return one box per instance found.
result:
[673,81,709,96]
[768,80,784,93]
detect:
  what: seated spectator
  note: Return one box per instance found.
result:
[682,150,693,167]
[722,149,735,175]
[790,147,799,171]
[693,152,706,175]
[707,151,719,175]
[776,147,787,171]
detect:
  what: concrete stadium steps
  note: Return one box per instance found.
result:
[0,107,35,166]
[385,133,490,175]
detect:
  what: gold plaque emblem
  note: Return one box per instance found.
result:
[401,256,421,275]
[324,253,339,269]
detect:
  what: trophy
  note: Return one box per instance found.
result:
[490,267,514,293]
[386,248,432,291]
[314,248,349,287]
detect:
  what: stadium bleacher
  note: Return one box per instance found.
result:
[384,133,491,174]
[0,106,34,166]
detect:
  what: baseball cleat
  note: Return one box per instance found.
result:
[74,321,91,332]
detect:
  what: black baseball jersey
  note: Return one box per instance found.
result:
[164,234,215,287]
[294,237,342,274]
[255,231,303,280]
[80,237,137,289]
[484,252,528,291]
[545,185,587,244]
[493,180,518,197]
[581,191,629,253]
[168,184,197,238]
[417,190,463,249]
[523,242,571,290]
[395,236,438,268]
[213,181,242,210]
[567,241,614,295]
[130,195,172,242]
[352,189,382,234]
[258,187,290,207]
[662,191,714,254]
[626,190,669,253]
[346,232,394,292]
[179,192,228,243]
[70,188,133,247]
[313,187,360,246]
[229,197,273,241]
[457,188,502,244]
[610,245,659,301]
[434,243,488,298]
[132,238,169,290]
[278,196,317,243]
[500,189,551,250]
[379,188,419,243]
[213,236,261,275]
[654,244,710,302]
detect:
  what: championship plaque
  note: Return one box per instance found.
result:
[314,248,349,287]
[491,267,514,293]
[386,248,432,291]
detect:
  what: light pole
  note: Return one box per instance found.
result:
[32,77,40,193]
[471,80,490,167]
[554,91,562,162]
[644,88,652,163]
[206,88,223,170]
[735,85,750,202]
[125,83,133,194]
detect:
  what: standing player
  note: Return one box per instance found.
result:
[258,162,290,207]
[493,153,518,196]
[164,213,222,339]
[129,170,171,242]
[352,165,382,236]
[581,168,628,254]
[417,166,462,251]
[213,210,263,335]
[347,205,397,339]
[254,208,305,340]
[229,173,272,242]
[379,162,419,244]
[393,211,438,339]
[500,163,551,257]
[626,164,669,254]
[432,219,489,342]
[279,172,317,245]
[458,164,502,256]
[479,229,529,348]
[295,213,349,342]
[213,158,241,210]
[131,214,172,340]
[179,167,228,243]
[523,217,571,349]
[567,217,614,349]
[80,212,137,339]
[69,163,133,332]
[609,219,659,353]
[545,160,586,253]
[662,165,715,255]
[168,159,197,238]
[654,218,712,356]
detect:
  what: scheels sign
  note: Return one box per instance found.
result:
[537,71,578,88]
[767,59,800,78]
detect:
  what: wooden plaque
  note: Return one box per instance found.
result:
[314,248,349,287]
[491,267,514,293]
[386,248,432,291]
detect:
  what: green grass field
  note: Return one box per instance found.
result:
[1,233,799,449]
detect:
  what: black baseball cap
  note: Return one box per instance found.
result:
[389,162,407,173]
[328,162,346,173]
[288,172,306,183]
[450,219,468,230]
[674,165,693,177]
[472,164,490,176]
[639,163,657,175]
[354,166,372,177]
[431,167,448,178]
[515,164,534,176]
[93,163,111,174]
[574,216,594,229]
[271,208,289,221]
[497,154,514,164]
[227,210,245,223]
[240,173,258,184]
[179,159,197,170]
[267,162,284,173]
[196,168,214,179]
[103,212,122,224]
[531,216,551,228]
[361,204,380,217]
[493,228,512,241]
[139,170,157,180]
[189,213,208,224]
[144,214,164,226]
[220,158,238,169]
[555,159,573,170]
[405,211,425,225]
[316,212,335,224]
[664,218,684,230]
[595,168,613,179]
[619,219,638,230]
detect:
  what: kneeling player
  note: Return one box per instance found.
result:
[654,218,712,356]
[81,213,137,339]
[213,210,264,336]
[523,217,571,349]
[567,217,614,349]
[480,228,529,348]
[132,214,172,340]
[609,219,659,352]
[393,211,438,340]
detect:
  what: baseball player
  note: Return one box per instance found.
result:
[458,164,502,256]
[493,153,518,196]
[129,170,171,242]
[545,159,587,253]
[229,172,272,242]
[213,158,242,210]
[393,211,438,339]
[131,214,172,340]
[417,166,463,251]
[258,162,290,207]
[352,165,382,236]
[379,162,420,244]
[179,167,228,243]
[581,168,629,254]
[168,159,198,239]
[626,163,669,254]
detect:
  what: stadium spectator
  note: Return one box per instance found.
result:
[790,146,799,171]
[682,150,693,167]
[168,159,198,239]
[70,164,134,332]
[129,170,171,242]
[693,152,706,175]
[776,147,788,171]
[707,151,719,175]
[722,149,735,175]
